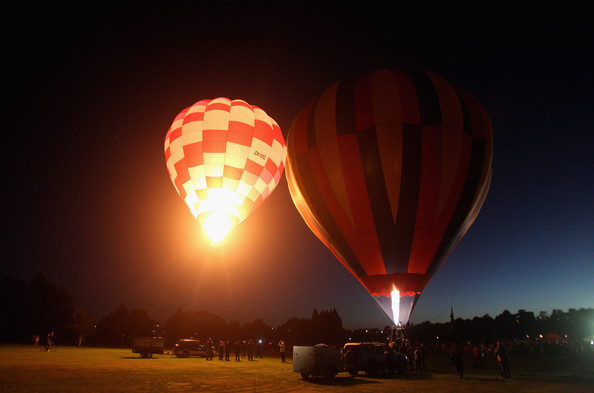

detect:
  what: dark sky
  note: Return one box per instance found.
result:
[3,5,593,330]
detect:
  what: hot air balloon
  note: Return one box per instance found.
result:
[164,97,286,245]
[285,69,492,326]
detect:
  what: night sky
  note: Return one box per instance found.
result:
[3,6,593,330]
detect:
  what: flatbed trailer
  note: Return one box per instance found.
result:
[132,337,164,358]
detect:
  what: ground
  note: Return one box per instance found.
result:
[0,344,593,392]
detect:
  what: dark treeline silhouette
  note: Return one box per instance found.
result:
[92,306,347,348]
[1,275,592,349]
[0,274,76,343]
[407,308,594,346]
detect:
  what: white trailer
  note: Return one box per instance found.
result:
[293,344,343,379]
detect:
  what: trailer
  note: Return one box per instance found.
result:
[293,344,343,379]
[132,337,164,358]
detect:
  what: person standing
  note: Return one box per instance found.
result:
[278,340,286,363]
[205,338,214,360]
[234,340,241,362]
[256,340,262,358]
[414,346,422,373]
[495,341,511,378]
[386,342,395,376]
[247,339,254,361]
[218,340,225,360]
[45,332,54,351]
[419,344,426,371]
[473,343,485,368]
[225,340,230,361]
[450,343,464,378]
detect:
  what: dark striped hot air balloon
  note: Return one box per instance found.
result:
[285,69,493,325]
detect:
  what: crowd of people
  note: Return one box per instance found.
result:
[174,337,287,363]
[398,338,586,380]
[384,339,512,379]
[32,332,55,351]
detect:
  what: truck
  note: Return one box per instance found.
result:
[173,339,208,358]
[132,337,165,358]
[293,344,343,379]
[343,342,408,376]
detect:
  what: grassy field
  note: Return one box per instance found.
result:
[1,344,593,392]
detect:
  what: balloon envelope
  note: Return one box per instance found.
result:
[285,69,493,324]
[165,97,286,244]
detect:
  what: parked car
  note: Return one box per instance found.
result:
[343,342,408,376]
[173,339,208,358]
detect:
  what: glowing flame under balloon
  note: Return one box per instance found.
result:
[200,212,238,245]
[371,288,418,326]
[195,188,241,245]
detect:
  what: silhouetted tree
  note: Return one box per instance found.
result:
[516,309,536,338]
[96,304,130,346]
[163,308,226,344]
[227,320,241,340]
[0,274,74,342]
[164,307,190,344]
[242,318,272,342]
[70,307,96,346]
[494,309,519,339]
[277,317,310,345]
[0,276,29,341]
[128,308,154,338]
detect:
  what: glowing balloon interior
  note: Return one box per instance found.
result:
[285,69,492,325]
[164,98,286,245]
[372,289,418,327]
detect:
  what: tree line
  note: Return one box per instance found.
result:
[407,308,594,345]
[1,275,592,348]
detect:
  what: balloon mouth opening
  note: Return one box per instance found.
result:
[199,212,239,245]
[372,289,418,326]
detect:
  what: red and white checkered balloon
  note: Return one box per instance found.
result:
[164,98,286,244]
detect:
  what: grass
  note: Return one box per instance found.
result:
[1,344,593,392]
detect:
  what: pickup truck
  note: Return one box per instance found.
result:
[293,344,343,379]
[343,342,408,376]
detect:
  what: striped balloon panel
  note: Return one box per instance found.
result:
[286,69,493,297]
[164,98,286,223]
